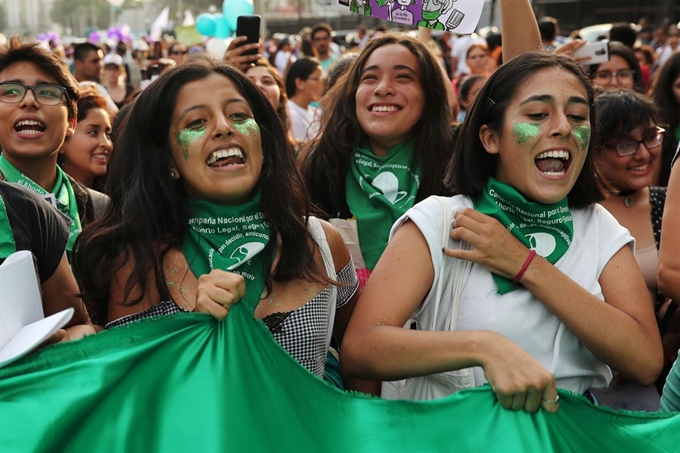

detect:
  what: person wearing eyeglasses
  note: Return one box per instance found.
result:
[592,90,668,411]
[589,42,644,93]
[0,36,94,339]
[0,36,109,260]
[167,42,188,66]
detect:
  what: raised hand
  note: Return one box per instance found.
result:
[223,36,262,71]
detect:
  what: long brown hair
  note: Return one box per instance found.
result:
[73,57,324,325]
[300,33,454,217]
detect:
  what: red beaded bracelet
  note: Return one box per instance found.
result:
[513,250,537,284]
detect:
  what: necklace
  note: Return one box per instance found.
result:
[617,189,637,208]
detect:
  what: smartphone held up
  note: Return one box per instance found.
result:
[236,15,262,56]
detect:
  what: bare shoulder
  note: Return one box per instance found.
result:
[317,218,351,272]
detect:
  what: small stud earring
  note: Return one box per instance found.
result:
[169,171,176,178]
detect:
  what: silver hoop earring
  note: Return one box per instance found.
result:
[169,171,176,178]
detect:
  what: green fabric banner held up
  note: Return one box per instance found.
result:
[0,307,678,452]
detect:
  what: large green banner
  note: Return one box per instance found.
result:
[0,308,678,452]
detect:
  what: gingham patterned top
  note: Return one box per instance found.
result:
[106,259,358,378]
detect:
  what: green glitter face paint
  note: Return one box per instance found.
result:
[513,122,542,144]
[572,125,591,151]
[233,118,260,137]
[175,127,206,161]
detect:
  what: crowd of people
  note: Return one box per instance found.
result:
[2,0,680,430]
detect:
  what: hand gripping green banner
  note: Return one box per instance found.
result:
[0,307,678,452]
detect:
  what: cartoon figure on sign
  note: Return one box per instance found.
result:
[350,0,372,16]
[387,0,416,25]
[230,242,266,266]
[372,172,408,204]
[525,232,557,258]
[416,0,465,30]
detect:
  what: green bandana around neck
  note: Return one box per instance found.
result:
[0,155,81,256]
[181,192,272,311]
[0,193,16,259]
[346,140,421,270]
[473,177,574,294]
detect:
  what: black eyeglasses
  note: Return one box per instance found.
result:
[170,50,187,55]
[604,126,665,157]
[0,82,67,106]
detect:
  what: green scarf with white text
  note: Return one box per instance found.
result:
[346,141,421,270]
[0,155,81,256]
[181,192,272,310]
[473,177,573,294]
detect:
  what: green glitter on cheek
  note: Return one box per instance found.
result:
[513,122,542,144]
[233,118,260,137]
[175,127,206,161]
[572,125,591,151]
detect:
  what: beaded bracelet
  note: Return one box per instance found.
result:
[513,250,537,285]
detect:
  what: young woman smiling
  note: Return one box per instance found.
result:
[591,90,667,410]
[589,42,644,93]
[341,53,663,409]
[301,0,541,287]
[73,57,376,393]
[59,88,112,190]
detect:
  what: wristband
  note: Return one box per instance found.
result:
[512,250,537,285]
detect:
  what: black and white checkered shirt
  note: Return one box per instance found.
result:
[106,258,359,378]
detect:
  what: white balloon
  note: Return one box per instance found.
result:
[205,37,232,59]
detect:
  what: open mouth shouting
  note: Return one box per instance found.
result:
[206,147,246,168]
[535,150,571,177]
[14,118,46,137]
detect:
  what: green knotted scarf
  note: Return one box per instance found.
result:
[181,192,272,310]
[0,193,16,259]
[0,155,81,256]
[346,141,421,270]
[473,177,574,294]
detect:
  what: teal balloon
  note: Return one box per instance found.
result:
[196,13,216,37]
[223,0,255,31]
[213,14,232,39]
